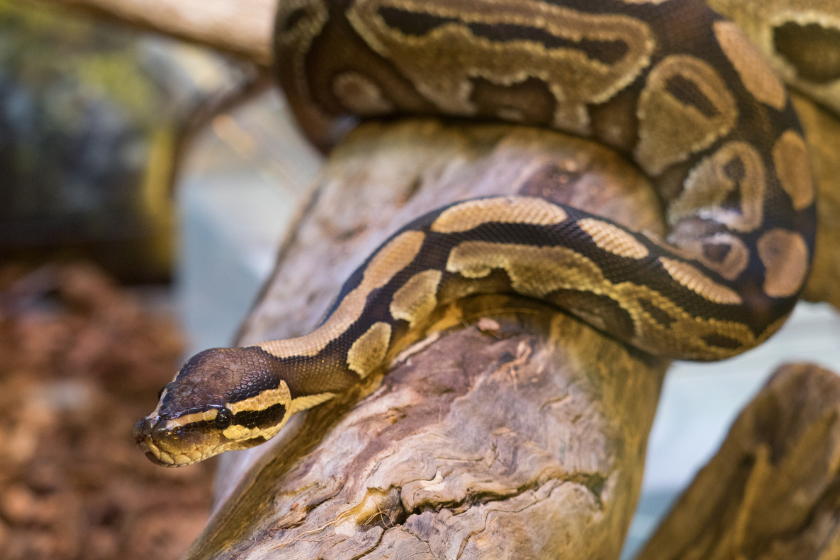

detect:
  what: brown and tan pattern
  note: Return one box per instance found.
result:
[636,55,738,176]
[136,0,817,467]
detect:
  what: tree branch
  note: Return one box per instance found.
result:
[27,0,277,65]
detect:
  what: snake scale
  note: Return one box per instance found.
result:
[135,0,818,467]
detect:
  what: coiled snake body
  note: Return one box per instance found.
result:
[135,0,817,467]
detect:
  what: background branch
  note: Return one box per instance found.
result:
[27,0,277,66]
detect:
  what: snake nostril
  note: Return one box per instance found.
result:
[133,416,163,442]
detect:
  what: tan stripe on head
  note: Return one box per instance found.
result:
[577,218,649,259]
[165,409,219,431]
[258,230,425,358]
[659,257,742,305]
[228,382,292,415]
[431,197,567,233]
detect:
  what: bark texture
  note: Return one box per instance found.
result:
[183,121,670,559]
[28,0,276,65]
[638,363,840,560]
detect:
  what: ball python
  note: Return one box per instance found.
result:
[135,0,817,467]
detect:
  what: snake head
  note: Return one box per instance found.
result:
[134,347,292,467]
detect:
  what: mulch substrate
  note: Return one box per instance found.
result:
[0,263,216,560]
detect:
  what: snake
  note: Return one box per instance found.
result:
[135,0,818,467]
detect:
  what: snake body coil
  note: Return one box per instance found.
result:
[136,0,816,467]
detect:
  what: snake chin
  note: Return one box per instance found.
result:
[133,414,262,467]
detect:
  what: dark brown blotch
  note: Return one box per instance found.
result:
[281,7,310,33]
[774,22,840,84]
[550,289,636,340]
[637,298,675,328]
[702,333,743,349]
[377,6,456,36]
[232,403,288,430]
[664,75,720,118]
[702,241,732,263]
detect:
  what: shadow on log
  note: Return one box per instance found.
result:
[639,363,840,560]
[183,120,670,559]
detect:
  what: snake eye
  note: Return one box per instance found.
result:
[215,409,233,430]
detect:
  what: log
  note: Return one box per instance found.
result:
[637,362,840,560]
[26,0,276,65]
[183,120,670,559]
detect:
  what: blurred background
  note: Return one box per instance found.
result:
[0,1,838,559]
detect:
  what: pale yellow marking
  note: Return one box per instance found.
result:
[257,230,425,358]
[714,21,786,110]
[577,218,649,259]
[773,130,814,210]
[670,141,766,232]
[289,392,338,414]
[228,382,292,415]
[390,269,443,325]
[447,241,605,297]
[659,257,743,305]
[432,197,567,233]
[222,424,261,441]
[348,0,655,133]
[757,228,809,298]
[333,71,395,114]
[347,322,392,378]
[164,409,219,431]
[636,55,738,175]
[446,240,756,359]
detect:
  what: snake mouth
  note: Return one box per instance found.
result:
[133,416,189,467]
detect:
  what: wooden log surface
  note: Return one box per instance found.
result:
[182,120,670,559]
[638,362,840,560]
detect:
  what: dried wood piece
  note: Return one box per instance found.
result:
[183,120,670,559]
[638,362,840,560]
[30,0,276,65]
